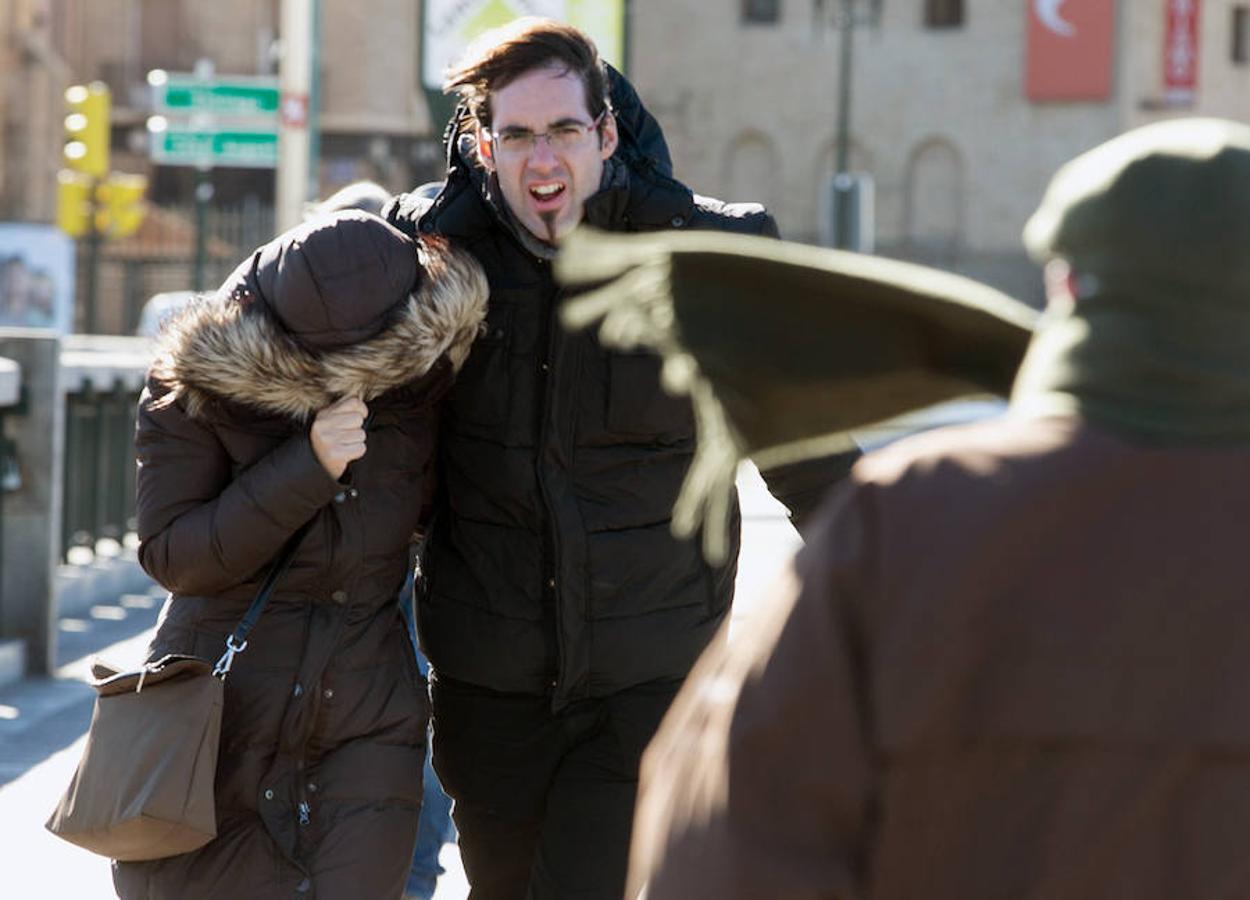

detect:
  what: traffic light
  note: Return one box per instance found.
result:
[94,173,148,238]
[63,82,111,177]
[56,169,93,237]
[60,82,146,243]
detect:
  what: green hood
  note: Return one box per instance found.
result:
[1015,117,1250,443]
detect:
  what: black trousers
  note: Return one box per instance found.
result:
[429,674,681,900]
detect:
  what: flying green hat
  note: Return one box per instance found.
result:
[558,230,1036,561]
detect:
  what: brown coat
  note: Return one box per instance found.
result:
[114,238,487,900]
[634,416,1250,900]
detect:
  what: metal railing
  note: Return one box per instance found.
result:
[0,357,21,601]
[59,335,151,560]
[81,200,274,335]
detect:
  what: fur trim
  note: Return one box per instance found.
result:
[149,240,488,419]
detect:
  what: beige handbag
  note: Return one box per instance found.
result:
[46,524,307,861]
[45,655,224,860]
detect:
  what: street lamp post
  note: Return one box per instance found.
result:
[819,0,881,250]
[834,0,856,181]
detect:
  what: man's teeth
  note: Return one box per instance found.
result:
[531,184,564,197]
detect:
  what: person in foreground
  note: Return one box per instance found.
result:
[629,117,1250,899]
[384,16,856,900]
[114,210,487,899]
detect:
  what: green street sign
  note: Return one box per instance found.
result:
[148,124,278,169]
[148,71,279,119]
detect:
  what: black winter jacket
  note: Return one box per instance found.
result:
[387,74,779,710]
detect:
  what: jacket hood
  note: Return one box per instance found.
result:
[148,238,489,420]
[1012,118,1250,444]
[245,210,422,351]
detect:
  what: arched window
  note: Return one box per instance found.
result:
[724,132,780,213]
[904,138,963,263]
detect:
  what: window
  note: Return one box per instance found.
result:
[905,138,964,264]
[1234,6,1250,65]
[742,0,781,25]
[925,0,964,29]
[726,132,780,214]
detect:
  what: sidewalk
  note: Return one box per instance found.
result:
[0,581,167,897]
[0,464,801,899]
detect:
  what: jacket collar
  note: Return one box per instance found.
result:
[584,156,694,231]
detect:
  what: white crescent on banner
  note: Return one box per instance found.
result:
[1035,0,1076,37]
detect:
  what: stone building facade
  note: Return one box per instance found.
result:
[5,1,1249,302]
[1,0,73,223]
[629,0,1250,301]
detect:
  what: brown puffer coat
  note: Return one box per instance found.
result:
[113,213,488,900]
[634,416,1250,900]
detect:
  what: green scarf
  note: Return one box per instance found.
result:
[1016,119,1250,443]
[1013,279,1250,443]
[559,229,1036,561]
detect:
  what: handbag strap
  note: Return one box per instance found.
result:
[212,519,313,679]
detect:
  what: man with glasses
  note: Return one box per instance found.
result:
[385,17,835,899]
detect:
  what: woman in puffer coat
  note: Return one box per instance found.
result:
[113,210,488,900]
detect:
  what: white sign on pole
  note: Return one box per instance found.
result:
[422,0,626,91]
[148,122,279,169]
[146,68,280,170]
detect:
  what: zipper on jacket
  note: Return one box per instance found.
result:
[294,751,313,832]
[290,756,312,863]
[533,269,566,697]
[295,754,313,829]
[294,673,324,835]
[469,219,569,697]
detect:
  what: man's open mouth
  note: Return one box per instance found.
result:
[529,182,566,205]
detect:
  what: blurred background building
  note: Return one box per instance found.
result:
[635,0,1250,301]
[2,0,1249,328]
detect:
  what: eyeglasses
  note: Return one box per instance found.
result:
[488,112,606,157]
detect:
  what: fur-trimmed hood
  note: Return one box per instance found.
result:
[148,240,489,420]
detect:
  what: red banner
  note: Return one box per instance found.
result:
[1163,0,1201,103]
[1025,0,1117,102]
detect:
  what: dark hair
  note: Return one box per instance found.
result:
[443,17,609,131]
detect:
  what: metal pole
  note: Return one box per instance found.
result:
[833,0,855,249]
[276,0,313,232]
[85,221,101,332]
[835,0,854,177]
[307,0,321,204]
[81,173,102,333]
[193,168,212,291]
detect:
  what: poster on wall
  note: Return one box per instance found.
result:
[0,224,75,333]
[422,0,627,92]
[1025,0,1117,102]
[1163,0,1201,104]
